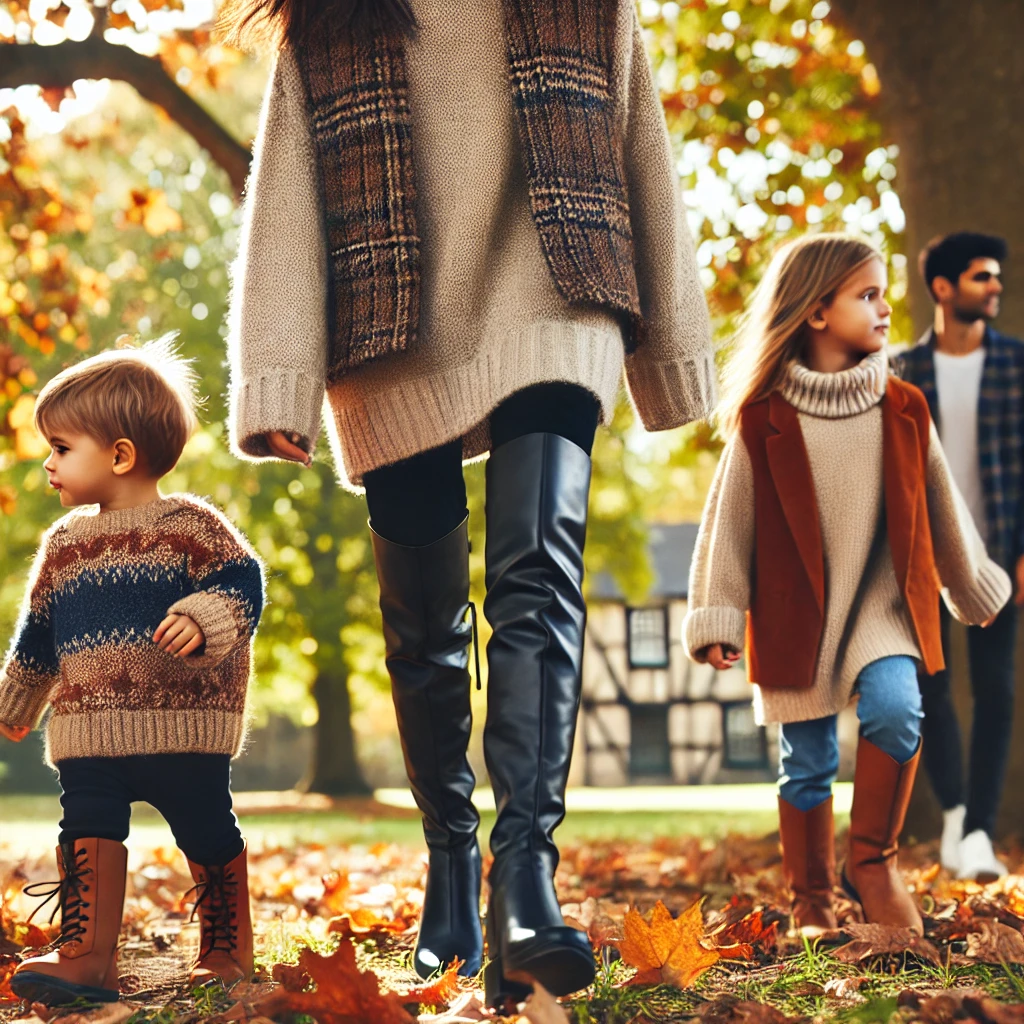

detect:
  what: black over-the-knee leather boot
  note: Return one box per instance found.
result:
[371,518,483,978]
[482,433,596,1008]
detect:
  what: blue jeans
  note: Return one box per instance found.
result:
[778,656,923,812]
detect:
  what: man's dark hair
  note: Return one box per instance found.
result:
[920,232,1008,298]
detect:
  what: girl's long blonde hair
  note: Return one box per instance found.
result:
[717,233,883,435]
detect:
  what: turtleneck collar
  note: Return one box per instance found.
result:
[780,348,889,419]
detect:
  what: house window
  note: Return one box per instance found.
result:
[629,704,672,780]
[626,606,670,669]
[721,701,769,770]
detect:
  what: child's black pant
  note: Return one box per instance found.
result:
[56,753,245,867]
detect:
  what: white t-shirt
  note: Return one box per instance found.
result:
[933,347,987,540]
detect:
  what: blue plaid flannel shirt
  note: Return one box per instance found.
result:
[894,327,1024,572]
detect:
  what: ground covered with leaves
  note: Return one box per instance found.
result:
[3,812,1024,1024]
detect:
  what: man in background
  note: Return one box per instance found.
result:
[897,232,1024,881]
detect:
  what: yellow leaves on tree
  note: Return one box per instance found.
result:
[122,189,182,237]
[619,899,727,988]
[8,393,48,461]
[251,940,415,1024]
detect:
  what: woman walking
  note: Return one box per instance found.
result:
[224,0,713,1005]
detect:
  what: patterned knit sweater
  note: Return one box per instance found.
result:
[684,351,1011,724]
[0,495,265,764]
[227,0,715,488]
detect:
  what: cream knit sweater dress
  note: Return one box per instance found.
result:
[684,351,1011,725]
[226,0,715,487]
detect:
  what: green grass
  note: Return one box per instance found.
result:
[0,794,781,852]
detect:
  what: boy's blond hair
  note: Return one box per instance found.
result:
[33,335,201,477]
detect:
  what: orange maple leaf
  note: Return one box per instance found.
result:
[618,899,722,988]
[252,941,414,1024]
[402,958,462,1007]
[327,908,412,943]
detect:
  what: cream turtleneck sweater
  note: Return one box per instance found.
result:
[684,350,1011,724]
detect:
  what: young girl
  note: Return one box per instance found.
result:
[221,0,714,1005]
[685,234,1010,936]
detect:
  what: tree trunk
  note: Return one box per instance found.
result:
[300,669,372,796]
[833,0,1024,840]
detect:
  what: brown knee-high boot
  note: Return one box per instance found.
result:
[12,838,128,1006]
[186,846,253,988]
[842,737,923,934]
[778,796,837,934]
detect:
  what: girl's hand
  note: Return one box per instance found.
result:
[703,644,742,670]
[0,722,29,742]
[266,431,312,467]
[154,613,206,657]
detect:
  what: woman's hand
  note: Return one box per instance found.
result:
[266,431,312,467]
[702,644,742,671]
[0,722,29,742]
[154,613,206,657]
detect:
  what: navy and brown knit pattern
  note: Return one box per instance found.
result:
[297,18,420,382]
[293,0,645,374]
[0,496,264,765]
[503,0,643,350]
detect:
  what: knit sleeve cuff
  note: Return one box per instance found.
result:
[230,367,324,462]
[166,592,246,667]
[625,350,718,432]
[684,606,746,663]
[0,667,55,729]
[942,558,1013,626]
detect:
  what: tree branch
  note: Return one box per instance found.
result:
[0,38,252,196]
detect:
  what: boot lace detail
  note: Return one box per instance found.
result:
[23,843,92,949]
[186,865,239,959]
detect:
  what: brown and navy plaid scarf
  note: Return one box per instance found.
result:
[296,0,643,382]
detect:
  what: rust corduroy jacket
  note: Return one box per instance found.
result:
[739,376,943,691]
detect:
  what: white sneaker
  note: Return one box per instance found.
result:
[940,805,965,872]
[957,829,1009,882]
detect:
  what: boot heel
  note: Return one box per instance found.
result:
[484,955,532,1013]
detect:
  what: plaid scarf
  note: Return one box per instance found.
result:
[296,0,643,382]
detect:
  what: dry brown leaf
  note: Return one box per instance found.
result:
[251,940,414,1024]
[44,1003,135,1024]
[961,993,1024,1024]
[710,909,779,955]
[697,995,802,1024]
[965,919,1024,964]
[832,923,941,965]
[402,958,462,1007]
[619,899,721,988]
[416,991,492,1022]
[520,982,569,1024]
[560,898,622,949]
[823,977,865,1000]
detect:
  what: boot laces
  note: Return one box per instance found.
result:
[186,865,239,958]
[23,844,92,949]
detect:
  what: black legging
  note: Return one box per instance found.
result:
[918,601,1017,837]
[57,753,245,867]
[364,383,600,547]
